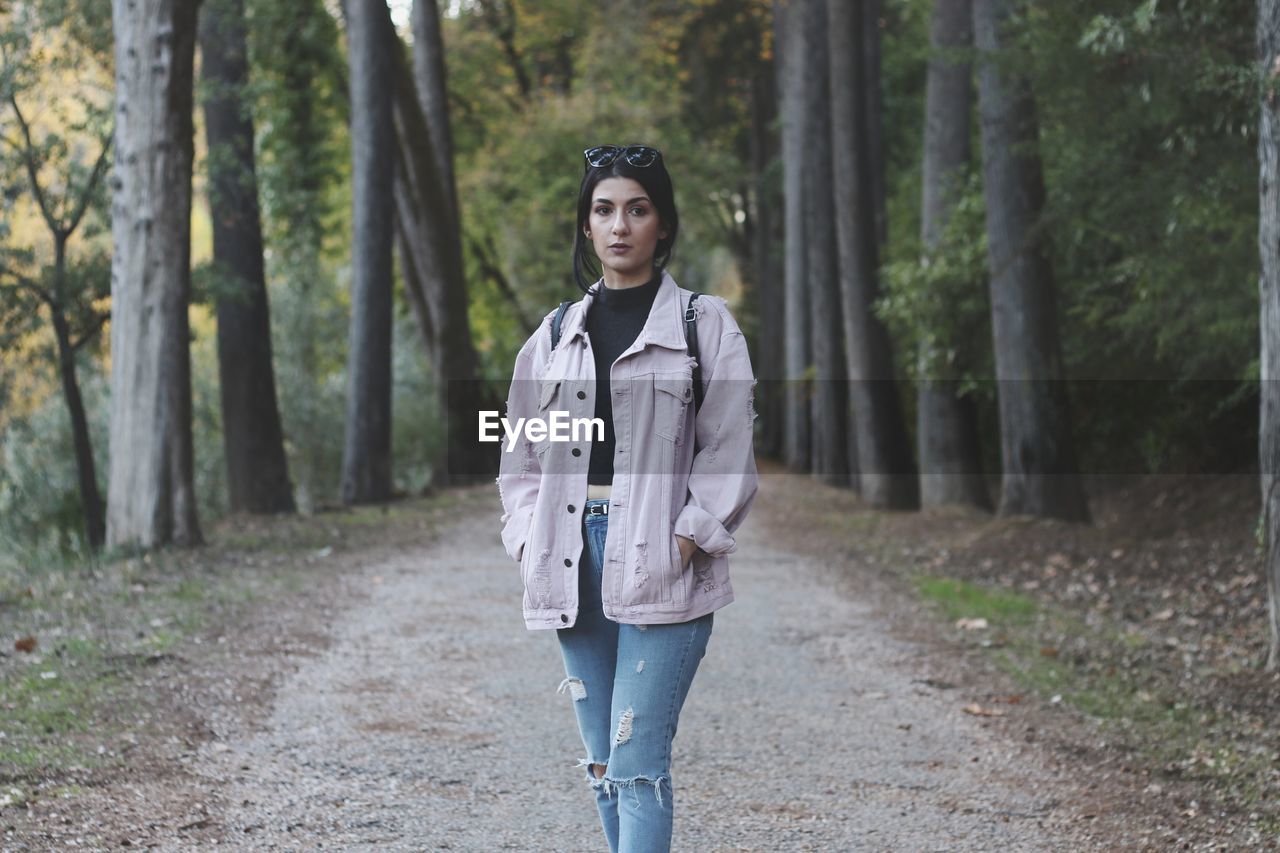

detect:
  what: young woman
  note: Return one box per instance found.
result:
[496,143,759,852]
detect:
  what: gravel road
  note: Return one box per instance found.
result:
[159,479,1123,853]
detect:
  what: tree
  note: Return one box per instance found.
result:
[107,0,203,549]
[0,1,114,549]
[972,0,1088,522]
[199,0,296,514]
[775,0,812,472]
[916,0,990,511]
[340,0,395,504]
[800,0,851,487]
[1257,0,1280,670]
[828,0,918,508]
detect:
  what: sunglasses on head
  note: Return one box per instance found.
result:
[583,144,663,169]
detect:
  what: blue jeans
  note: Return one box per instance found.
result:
[556,498,714,853]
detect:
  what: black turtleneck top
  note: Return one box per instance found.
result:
[586,269,663,485]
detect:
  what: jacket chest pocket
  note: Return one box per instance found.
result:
[653,373,693,445]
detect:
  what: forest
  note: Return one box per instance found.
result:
[1,0,1279,845]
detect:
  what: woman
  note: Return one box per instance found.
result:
[496,143,759,852]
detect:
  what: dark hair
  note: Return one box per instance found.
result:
[571,147,680,294]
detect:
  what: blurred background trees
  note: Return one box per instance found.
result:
[0,0,1265,634]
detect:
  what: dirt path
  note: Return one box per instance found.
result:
[8,474,1171,851]
[125,480,1125,852]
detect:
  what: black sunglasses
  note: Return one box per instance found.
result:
[583,144,663,169]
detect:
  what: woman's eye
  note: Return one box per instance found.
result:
[595,207,610,215]
[630,207,646,216]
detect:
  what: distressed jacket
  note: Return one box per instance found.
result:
[496,270,759,630]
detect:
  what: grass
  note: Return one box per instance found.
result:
[909,569,1280,835]
[0,488,474,790]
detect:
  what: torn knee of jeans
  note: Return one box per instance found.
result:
[600,772,671,807]
[556,676,587,701]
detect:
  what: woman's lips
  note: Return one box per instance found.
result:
[609,245,631,253]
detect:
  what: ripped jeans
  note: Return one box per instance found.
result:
[556,498,714,853]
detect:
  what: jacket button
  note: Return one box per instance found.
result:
[564,558,572,567]
[568,504,576,513]
[560,614,569,623]
[576,390,586,399]
[571,447,581,456]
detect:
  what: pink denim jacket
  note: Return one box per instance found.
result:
[496,270,759,630]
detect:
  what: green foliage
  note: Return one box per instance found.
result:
[0,364,108,569]
[879,171,992,395]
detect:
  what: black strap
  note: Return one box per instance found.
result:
[685,293,703,413]
[549,292,704,413]
[550,299,573,350]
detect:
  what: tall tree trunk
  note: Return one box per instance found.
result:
[750,56,784,460]
[918,0,990,510]
[404,0,496,484]
[972,0,1089,522]
[341,0,395,504]
[51,241,104,549]
[776,0,811,472]
[828,0,918,509]
[1257,0,1280,670]
[862,0,888,256]
[802,0,850,487]
[199,0,296,514]
[412,0,458,230]
[107,0,203,550]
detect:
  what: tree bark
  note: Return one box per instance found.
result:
[199,0,296,514]
[917,0,991,510]
[775,0,812,472]
[750,51,784,460]
[50,241,105,549]
[972,0,1089,522]
[801,0,850,487]
[828,0,918,508]
[389,3,497,484]
[107,0,203,550]
[1257,0,1280,670]
[341,0,396,504]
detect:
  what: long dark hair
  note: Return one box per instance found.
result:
[571,147,680,294]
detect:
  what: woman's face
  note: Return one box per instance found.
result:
[585,176,668,284]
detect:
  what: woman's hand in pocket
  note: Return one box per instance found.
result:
[675,534,697,570]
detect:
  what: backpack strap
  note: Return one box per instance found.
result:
[550,299,573,351]
[685,292,703,413]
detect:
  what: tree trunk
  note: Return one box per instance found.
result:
[972,0,1089,522]
[107,0,203,550]
[828,0,918,509]
[341,0,396,504]
[750,54,784,461]
[51,241,104,549]
[411,0,458,230]
[392,3,498,484]
[1257,0,1280,670]
[802,0,850,487]
[918,0,990,511]
[199,0,296,514]
[775,0,812,472]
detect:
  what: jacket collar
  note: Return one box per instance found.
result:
[560,269,687,352]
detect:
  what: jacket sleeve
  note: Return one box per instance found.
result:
[496,331,545,563]
[672,322,760,557]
